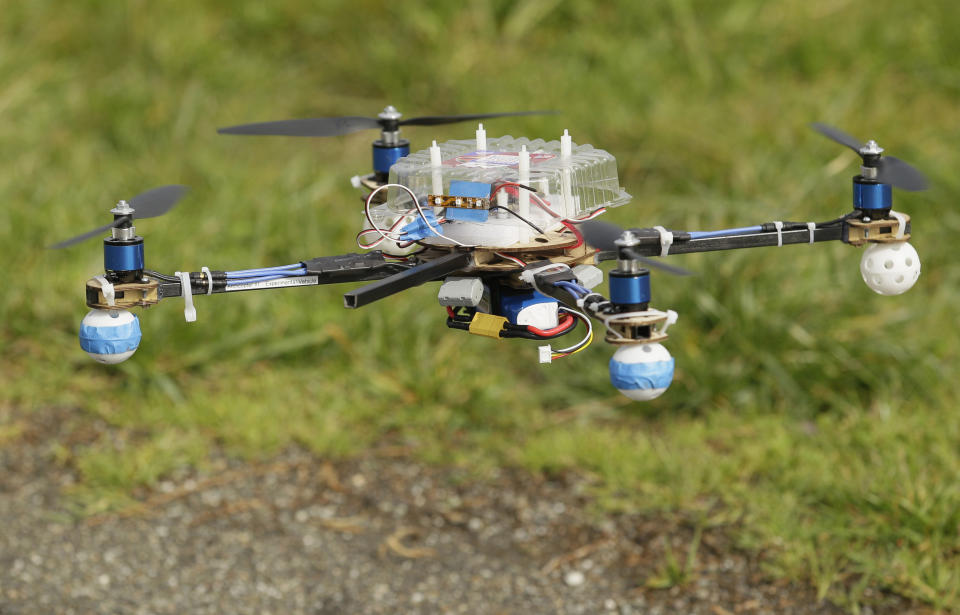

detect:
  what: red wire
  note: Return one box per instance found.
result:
[561,220,584,249]
[527,313,575,337]
[445,306,456,319]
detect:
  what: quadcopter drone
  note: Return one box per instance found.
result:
[56,107,927,400]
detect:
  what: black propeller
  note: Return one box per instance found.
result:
[579,220,693,277]
[49,185,189,249]
[810,122,928,191]
[218,108,557,138]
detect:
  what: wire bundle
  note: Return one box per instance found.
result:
[224,263,307,286]
[360,183,472,249]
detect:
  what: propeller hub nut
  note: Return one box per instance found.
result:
[859,139,884,156]
[378,106,402,120]
[110,199,134,215]
[614,230,639,248]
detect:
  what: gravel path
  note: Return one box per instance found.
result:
[0,411,911,614]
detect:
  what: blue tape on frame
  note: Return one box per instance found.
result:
[448,180,491,199]
[79,317,142,355]
[609,357,674,390]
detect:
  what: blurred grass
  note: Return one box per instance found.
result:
[1,0,959,610]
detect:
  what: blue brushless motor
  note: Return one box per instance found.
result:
[853,178,892,211]
[608,269,651,310]
[104,239,144,274]
[373,139,410,178]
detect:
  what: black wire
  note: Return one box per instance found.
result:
[504,182,538,193]
[816,211,859,227]
[488,206,545,234]
[143,269,179,282]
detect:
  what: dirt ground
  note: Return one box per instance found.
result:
[0,409,920,614]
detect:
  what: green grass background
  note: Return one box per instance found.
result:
[2,0,959,610]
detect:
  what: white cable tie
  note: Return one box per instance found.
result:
[174,271,197,323]
[201,267,213,295]
[653,225,673,258]
[94,275,115,307]
[662,309,679,334]
[773,221,784,247]
[889,210,907,239]
[807,222,816,244]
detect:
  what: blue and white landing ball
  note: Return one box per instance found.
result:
[79,308,142,364]
[609,343,675,401]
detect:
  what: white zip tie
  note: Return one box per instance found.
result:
[661,309,679,334]
[201,266,214,295]
[652,225,673,257]
[773,221,784,247]
[807,222,816,244]
[174,271,197,322]
[94,275,116,307]
[889,210,907,239]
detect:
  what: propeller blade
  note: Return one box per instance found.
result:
[623,250,694,276]
[48,221,120,250]
[811,122,864,153]
[579,220,693,276]
[128,184,189,218]
[217,116,381,137]
[399,110,558,127]
[579,219,626,252]
[877,155,929,192]
[48,185,188,249]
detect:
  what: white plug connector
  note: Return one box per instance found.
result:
[538,345,553,364]
[572,264,603,290]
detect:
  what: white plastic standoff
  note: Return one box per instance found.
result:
[773,221,784,247]
[807,222,816,244]
[560,129,573,219]
[652,226,673,258]
[174,271,197,323]
[476,123,487,151]
[518,145,531,217]
[93,275,116,307]
[430,140,443,196]
[201,266,214,295]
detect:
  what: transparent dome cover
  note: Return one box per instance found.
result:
[371,135,631,248]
